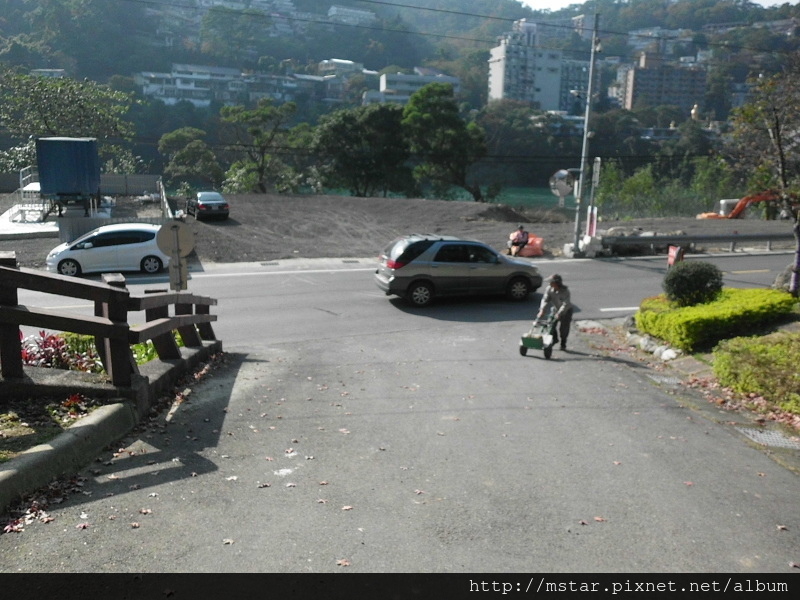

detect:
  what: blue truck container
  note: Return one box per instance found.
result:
[35,137,101,197]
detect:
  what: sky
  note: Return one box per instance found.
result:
[519,1,794,12]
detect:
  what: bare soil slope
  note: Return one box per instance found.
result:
[1,193,795,269]
[184,194,573,264]
[182,194,794,265]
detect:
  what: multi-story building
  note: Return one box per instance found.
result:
[363,68,460,105]
[489,19,591,113]
[29,69,66,78]
[135,64,301,107]
[627,27,693,54]
[488,20,564,111]
[559,59,593,116]
[318,58,365,76]
[327,5,376,26]
[134,63,245,107]
[620,52,707,114]
[135,59,380,107]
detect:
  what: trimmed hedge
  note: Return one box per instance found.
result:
[714,332,800,414]
[635,288,797,352]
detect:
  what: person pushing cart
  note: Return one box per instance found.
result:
[536,274,572,352]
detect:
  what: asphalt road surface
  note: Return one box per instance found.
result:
[1,253,798,574]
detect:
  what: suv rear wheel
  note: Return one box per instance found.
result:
[406,281,434,307]
[506,277,531,301]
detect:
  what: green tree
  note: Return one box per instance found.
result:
[312,104,412,197]
[653,119,714,184]
[727,55,800,294]
[0,140,36,173]
[689,155,738,202]
[0,66,134,140]
[219,99,297,193]
[475,101,579,187]
[0,66,136,170]
[19,0,158,79]
[158,127,223,189]
[200,7,269,66]
[590,109,655,175]
[402,83,487,202]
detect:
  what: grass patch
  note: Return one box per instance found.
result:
[0,394,104,463]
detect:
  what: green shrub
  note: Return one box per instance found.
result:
[21,331,185,373]
[714,332,800,415]
[662,261,723,307]
[635,288,797,352]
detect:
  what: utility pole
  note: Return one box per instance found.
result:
[572,11,600,257]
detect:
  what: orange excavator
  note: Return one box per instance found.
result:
[697,190,798,219]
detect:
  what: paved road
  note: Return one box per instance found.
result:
[1,254,798,573]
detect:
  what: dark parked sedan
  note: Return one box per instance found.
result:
[375,234,543,306]
[187,191,229,220]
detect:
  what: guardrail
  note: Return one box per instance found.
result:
[0,252,217,389]
[601,232,795,253]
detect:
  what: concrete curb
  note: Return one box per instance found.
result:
[0,402,137,513]
[0,340,222,515]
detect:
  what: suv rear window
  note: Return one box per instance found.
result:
[396,239,435,263]
[384,238,435,263]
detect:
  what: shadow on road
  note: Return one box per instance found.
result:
[39,353,255,510]
[389,294,586,323]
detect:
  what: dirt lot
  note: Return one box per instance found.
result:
[0,193,796,269]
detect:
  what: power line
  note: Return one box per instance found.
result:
[106,0,795,63]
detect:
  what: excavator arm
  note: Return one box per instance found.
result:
[697,190,788,219]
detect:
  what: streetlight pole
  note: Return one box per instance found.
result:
[572,11,600,257]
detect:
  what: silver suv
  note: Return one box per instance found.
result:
[375,234,543,306]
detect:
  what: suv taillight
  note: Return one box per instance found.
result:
[386,258,406,269]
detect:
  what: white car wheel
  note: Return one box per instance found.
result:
[58,259,81,277]
[141,256,163,274]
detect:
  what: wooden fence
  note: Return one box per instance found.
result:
[0,252,217,389]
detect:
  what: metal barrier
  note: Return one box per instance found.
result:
[601,232,795,253]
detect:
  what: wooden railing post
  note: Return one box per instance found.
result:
[175,302,202,347]
[0,253,24,384]
[195,304,217,341]
[0,265,217,392]
[96,274,137,387]
[145,290,181,360]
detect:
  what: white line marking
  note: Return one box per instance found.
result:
[599,306,640,312]
[191,267,375,278]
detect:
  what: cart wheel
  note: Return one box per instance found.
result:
[519,345,527,356]
[544,345,553,360]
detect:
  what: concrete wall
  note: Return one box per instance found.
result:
[0,173,160,195]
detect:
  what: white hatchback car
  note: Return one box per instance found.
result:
[46,223,170,276]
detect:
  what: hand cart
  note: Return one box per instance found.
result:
[519,315,557,359]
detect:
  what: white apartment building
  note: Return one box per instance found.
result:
[29,69,66,78]
[488,19,564,111]
[328,5,376,26]
[318,58,365,76]
[134,63,244,107]
[362,68,460,105]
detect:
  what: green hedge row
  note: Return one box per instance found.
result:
[635,288,797,352]
[714,333,800,414]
